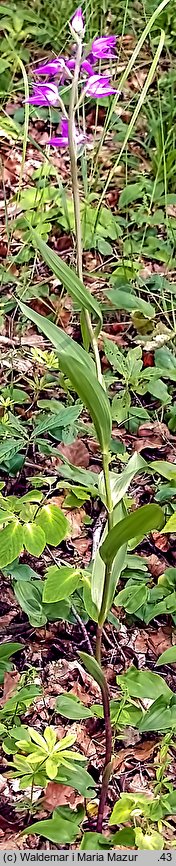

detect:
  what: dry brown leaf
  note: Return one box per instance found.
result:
[0,836,24,849]
[151,531,170,552]
[146,553,168,577]
[138,421,170,442]
[43,781,83,811]
[1,671,20,706]
[58,438,89,468]
[69,722,96,759]
[149,626,172,658]
[113,740,156,773]
[73,536,91,561]
[128,774,154,794]
[134,633,148,653]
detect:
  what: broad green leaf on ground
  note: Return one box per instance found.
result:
[22,814,80,844]
[14,581,47,628]
[147,379,171,404]
[117,666,172,699]
[56,694,94,720]
[162,513,176,534]
[114,583,148,614]
[80,832,111,850]
[56,764,96,797]
[0,522,24,567]
[106,287,155,319]
[57,356,112,453]
[30,229,102,330]
[100,504,164,564]
[43,565,80,602]
[118,182,146,208]
[135,829,164,850]
[35,505,68,546]
[23,523,46,556]
[18,303,95,373]
[32,404,82,439]
[156,647,176,666]
[0,643,22,659]
[150,461,176,481]
[139,695,176,732]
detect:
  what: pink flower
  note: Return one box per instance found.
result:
[71,7,84,35]
[84,74,116,98]
[48,118,86,148]
[33,57,66,76]
[26,83,59,106]
[66,57,94,77]
[91,35,117,60]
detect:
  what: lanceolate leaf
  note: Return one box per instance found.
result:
[100,503,164,564]
[30,229,102,330]
[0,522,24,567]
[35,505,68,546]
[19,303,95,373]
[57,356,112,453]
[79,652,106,690]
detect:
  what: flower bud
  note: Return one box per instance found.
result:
[71,6,84,36]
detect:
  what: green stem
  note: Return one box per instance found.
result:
[95,451,114,831]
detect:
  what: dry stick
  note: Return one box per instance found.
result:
[71,602,94,657]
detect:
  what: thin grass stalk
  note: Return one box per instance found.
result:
[94,29,166,226]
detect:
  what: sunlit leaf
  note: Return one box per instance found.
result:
[43,565,80,602]
[23,523,46,557]
[35,505,68,546]
[100,503,164,564]
[0,522,24,567]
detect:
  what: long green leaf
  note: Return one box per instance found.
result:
[79,652,106,690]
[19,302,95,373]
[100,504,164,564]
[57,356,112,453]
[30,229,102,331]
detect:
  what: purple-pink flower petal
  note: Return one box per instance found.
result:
[66,57,94,76]
[26,83,59,106]
[71,6,84,35]
[48,117,86,148]
[91,35,117,60]
[33,57,66,76]
[84,74,116,98]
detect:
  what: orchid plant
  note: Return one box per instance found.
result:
[17,2,170,843]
